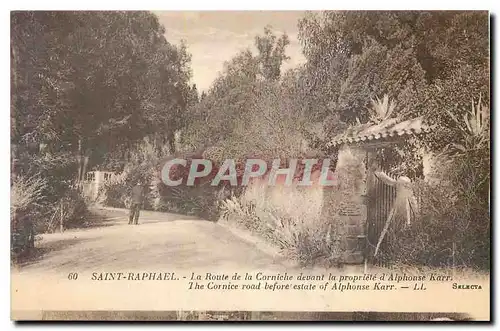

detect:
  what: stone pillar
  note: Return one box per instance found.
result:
[364,150,378,260]
[321,146,367,264]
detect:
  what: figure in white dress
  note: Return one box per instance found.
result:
[372,170,419,256]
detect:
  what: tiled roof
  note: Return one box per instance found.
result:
[326,117,432,148]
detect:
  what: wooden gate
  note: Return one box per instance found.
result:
[365,155,397,266]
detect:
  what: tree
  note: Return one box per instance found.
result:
[297,11,488,150]
[189,84,199,106]
[11,11,193,178]
[255,25,290,81]
[182,49,259,150]
[182,26,294,154]
[297,12,428,127]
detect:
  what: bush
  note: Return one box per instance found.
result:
[379,151,489,270]
[98,164,152,209]
[11,174,90,262]
[11,175,47,258]
[382,97,491,270]
[98,170,133,209]
[44,187,89,233]
[219,184,343,267]
[98,138,228,221]
[98,138,161,209]
[11,175,47,217]
[157,182,229,221]
[98,160,224,221]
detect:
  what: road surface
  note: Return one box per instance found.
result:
[10,207,490,321]
[13,207,289,273]
[11,207,310,316]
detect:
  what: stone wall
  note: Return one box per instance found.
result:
[237,147,368,265]
[242,168,327,230]
[321,146,367,264]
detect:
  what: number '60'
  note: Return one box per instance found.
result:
[68,273,78,280]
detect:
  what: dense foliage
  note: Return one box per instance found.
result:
[190,11,489,269]
[11,11,490,269]
[11,11,192,259]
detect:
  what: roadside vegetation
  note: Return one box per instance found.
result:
[12,11,489,270]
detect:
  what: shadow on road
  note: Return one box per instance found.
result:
[14,237,94,269]
[79,213,124,228]
[89,206,210,224]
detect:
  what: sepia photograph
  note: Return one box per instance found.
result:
[10,9,491,322]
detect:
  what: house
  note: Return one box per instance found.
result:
[82,170,116,201]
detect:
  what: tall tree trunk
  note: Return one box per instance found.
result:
[82,153,90,184]
[59,201,64,233]
[167,132,176,154]
[76,138,83,183]
[76,138,90,187]
[154,133,161,157]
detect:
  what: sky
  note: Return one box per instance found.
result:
[154,11,309,91]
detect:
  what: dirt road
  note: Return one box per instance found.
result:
[14,207,288,274]
[11,207,490,321]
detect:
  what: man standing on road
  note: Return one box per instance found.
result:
[129,180,145,225]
